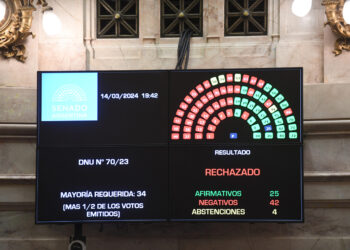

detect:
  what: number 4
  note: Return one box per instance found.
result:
[272,209,278,215]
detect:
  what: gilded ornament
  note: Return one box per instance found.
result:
[0,0,49,62]
[322,0,350,55]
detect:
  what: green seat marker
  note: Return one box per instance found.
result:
[280,100,289,109]
[241,98,249,107]
[247,116,257,125]
[253,132,262,139]
[262,117,271,126]
[275,94,284,103]
[287,115,296,123]
[272,111,281,119]
[258,111,267,119]
[247,101,256,110]
[253,90,262,100]
[275,118,283,125]
[263,83,272,92]
[259,94,268,104]
[241,86,248,95]
[289,132,298,139]
[252,124,261,132]
[253,105,262,114]
[276,125,285,132]
[270,88,279,97]
[234,109,242,117]
[288,124,297,131]
[277,132,286,139]
[234,97,241,106]
[265,132,273,139]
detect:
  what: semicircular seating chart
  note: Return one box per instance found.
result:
[171,73,298,141]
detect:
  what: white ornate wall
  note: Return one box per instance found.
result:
[1,0,350,249]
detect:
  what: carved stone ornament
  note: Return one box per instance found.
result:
[322,0,350,55]
[0,0,48,62]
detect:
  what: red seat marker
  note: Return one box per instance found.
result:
[206,91,214,100]
[220,86,227,95]
[195,133,203,140]
[196,84,205,93]
[227,97,234,106]
[242,74,249,83]
[200,95,209,104]
[226,109,233,117]
[172,125,180,132]
[247,88,255,97]
[195,125,204,132]
[208,124,216,132]
[219,98,227,107]
[250,77,257,85]
[212,102,220,110]
[264,99,273,108]
[176,109,184,117]
[195,100,204,109]
[173,117,182,124]
[184,95,193,104]
[234,85,241,94]
[187,112,196,120]
[218,111,226,120]
[198,118,206,126]
[201,111,210,120]
[190,89,198,98]
[180,102,188,110]
[241,111,250,120]
[226,74,233,82]
[183,133,191,140]
[206,133,215,140]
[171,133,180,140]
[213,88,220,97]
[203,80,211,89]
[227,85,234,93]
[185,119,193,126]
[211,117,220,125]
[184,126,192,133]
[206,106,215,114]
[191,106,199,114]
[284,108,293,116]
[257,79,265,88]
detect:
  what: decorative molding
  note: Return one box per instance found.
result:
[1,119,350,138]
[303,119,350,135]
[304,171,350,182]
[0,174,36,184]
[0,202,34,211]
[0,124,36,139]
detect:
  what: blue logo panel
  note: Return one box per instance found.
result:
[41,72,98,122]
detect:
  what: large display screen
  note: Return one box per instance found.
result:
[36,69,303,223]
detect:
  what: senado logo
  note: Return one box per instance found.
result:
[52,84,87,102]
[51,84,89,119]
[41,72,98,122]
